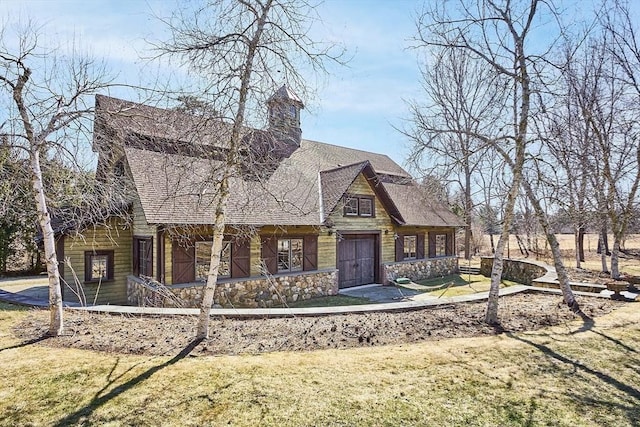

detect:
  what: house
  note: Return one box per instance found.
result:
[55,86,464,307]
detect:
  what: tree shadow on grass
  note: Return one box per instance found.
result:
[53,338,204,427]
[0,334,50,353]
[506,332,640,402]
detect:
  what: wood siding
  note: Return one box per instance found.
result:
[328,173,396,263]
[62,218,131,305]
[132,197,158,282]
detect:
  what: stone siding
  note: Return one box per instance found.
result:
[383,257,458,283]
[128,269,339,308]
[480,257,547,285]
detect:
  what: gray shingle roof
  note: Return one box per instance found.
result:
[98,95,461,228]
[382,182,466,227]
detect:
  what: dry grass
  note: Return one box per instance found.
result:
[1,301,638,426]
[418,274,518,297]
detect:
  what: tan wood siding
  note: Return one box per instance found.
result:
[62,218,131,305]
[132,197,158,282]
[328,173,396,263]
[317,233,337,270]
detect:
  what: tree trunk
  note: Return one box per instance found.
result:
[520,178,580,312]
[30,148,64,336]
[196,178,230,339]
[578,224,585,263]
[464,165,473,260]
[485,177,522,324]
[598,231,609,273]
[597,226,610,255]
[574,227,581,268]
[485,231,509,324]
[489,234,495,254]
[610,237,621,280]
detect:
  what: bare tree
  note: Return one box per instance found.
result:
[0,19,116,335]
[415,0,583,324]
[598,1,640,279]
[403,46,503,260]
[154,0,344,339]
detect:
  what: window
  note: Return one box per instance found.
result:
[277,238,303,272]
[403,235,417,260]
[435,234,447,257]
[289,105,298,119]
[195,241,231,281]
[343,195,375,217]
[84,251,114,282]
[344,197,359,216]
[359,198,373,217]
[134,237,153,277]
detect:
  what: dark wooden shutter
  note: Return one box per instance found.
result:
[428,232,436,258]
[446,231,454,256]
[417,233,425,259]
[172,239,195,284]
[132,238,140,275]
[144,239,153,276]
[56,236,65,280]
[395,234,404,261]
[303,235,318,271]
[261,236,278,275]
[231,238,250,278]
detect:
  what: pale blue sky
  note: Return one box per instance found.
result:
[1,0,424,167]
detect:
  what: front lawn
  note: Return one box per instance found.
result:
[0,301,638,426]
[416,273,518,297]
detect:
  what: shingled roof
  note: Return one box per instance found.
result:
[96,95,462,228]
[382,182,466,227]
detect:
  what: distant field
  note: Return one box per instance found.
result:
[472,234,640,275]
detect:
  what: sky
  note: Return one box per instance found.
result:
[1,0,426,169]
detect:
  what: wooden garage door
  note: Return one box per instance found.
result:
[338,235,376,289]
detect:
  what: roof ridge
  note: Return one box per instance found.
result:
[319,160,370,175]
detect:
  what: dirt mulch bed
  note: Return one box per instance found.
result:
[12,292,625,357]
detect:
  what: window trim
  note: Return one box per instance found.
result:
[84,250,114,283]
[277,237,304,273]
[343,195,376,218]
[403,235,417,260]
[195,240,232,282]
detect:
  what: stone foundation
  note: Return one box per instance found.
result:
[127,268,339,308]
[480,257,547,285]
[383,257,458,283]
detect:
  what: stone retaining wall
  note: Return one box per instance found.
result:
[128,269,339,308]
[479,257,547,285]
[383,257,458,283]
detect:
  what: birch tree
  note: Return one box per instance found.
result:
[154,0,343,339]
[0,19,115,335]
[598,1,640,279]
[416,0,581,323]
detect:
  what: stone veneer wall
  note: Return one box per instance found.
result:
[479,257,547,285]
[383,256,458,283]
[128,268,339,308]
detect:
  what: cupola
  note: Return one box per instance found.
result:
[267,85,304,147]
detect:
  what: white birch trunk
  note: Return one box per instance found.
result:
[196,178,230,339]
[598,231,609,273]
[30,148,64,336]
[519,179,580,312]
[610,238,621,280]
